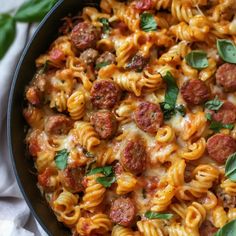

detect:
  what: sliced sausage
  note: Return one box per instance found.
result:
[80,48,99,64]
[49,48,66,64]
[71,22,101,51]
[134,0,153,10]
[25,86,42,106]
[95,51,116,68]
[216,63,236,92]
[134,101,163,134]
[109,197,136,227]
[207,133,236,164]
[38,167,57,192]
[181,79,210,105]
[59,166,84,193]
[90,79,121,109]
[126,54,149,71]
[211,101,236,124]
[45,114,73,135]
[121,139,147,175]
[90,111,118,139]
[216,186,236,209]
[199,220,218,236]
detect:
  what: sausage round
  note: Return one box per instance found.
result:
[216,186,236,209]
[25,86,42,106]
[134,0,153,10]
[216,63,236,92]
[80,48,99,64]
[109,197,136,227]
[90,111,118,139]
[199,220,218,236]
[71,22,101,51]
[45,114,73,135]
[90,79,121,109]
[59,166,84,193]
[134,101,163,134]
[96,51,116,68]
[211,101,236,124]
[121,139,147,175]
[207,133,236,164]
[181,79,210,105]
[126,54,149,71]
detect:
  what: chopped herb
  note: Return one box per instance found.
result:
[175,104,186,117]
[55,149,69,170]
[185,50,209,70]
[205,113,212,121]
[209,121,234,132]
[217,39,236,64]
[87,166,113,176]
[99,18,110,34]
[145,211,173,220]
[140,13,157,32]
[225,152,236,181]
[96,176,116,187]
[215,219,236,236]
[205,97,223,111]
[82,148,95,158]
[95,61,109,70]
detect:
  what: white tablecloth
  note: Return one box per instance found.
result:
[0,1,48,235]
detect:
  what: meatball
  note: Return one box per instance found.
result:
[79,48,99,64]
[95,51,116,68]
[109,197,136,227]
[25,86,42,106]
[181,79,210,105]
[71,22,101,51]
[126,54,149,71]
[207,133,236,164]
[199,220,218,236]
[134,101,163,134]
[216,63,236,92]
[121,139,147,175]
[90,79,121,109]
[45,114,73,135]
[90,111,118,139]
[134,0,153,10]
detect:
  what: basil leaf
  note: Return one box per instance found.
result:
[55,149,69,170]
[99,18,110,33]
[95,61,109,70]
[224,124,234,130]
[87,166,113,176]
[209,121,234,132]
[175,105,186,117]
[225,152,236,181]
[82,148,95,158]
[217,39,236,64]
[140,13,157,32]
[14,0,58,22]
[96,176,116,188]
[215,219,236,236]
[205,97,223,111]
[185,50,208,70]
[205,113,212,121]
[145,211,173,220]
[0,14,16,59]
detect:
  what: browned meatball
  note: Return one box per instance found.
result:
[71,22,101,51]
[25,86,42,106]
[45,114,73,135]
[207,133,236,164]
[80,48,99,64]
[134,102,163,134]
[59,166,84,193]
[126,54,149,71]
[96,51,116,68]
[121,139,147,175]
[211,101,236,124]
[181,79,210,105]
[216,63,236,92]
[199,220,218,236]
[134,0,153,10]
[90,111,118,139]
[90,79,121,109]
[216,186,236,209]
[109,197,136,227]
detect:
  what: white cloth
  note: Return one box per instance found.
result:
[0,1,48,235]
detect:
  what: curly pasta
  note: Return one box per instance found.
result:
[212,206,228,228]
[116,172,137,195]
[137,220,165,236]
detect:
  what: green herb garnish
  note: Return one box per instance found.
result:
[185,50,209,70]
[215,219,236,236]
[55,149,69,170]
[95,61,110,70]
[205,97,223,111]
[225,152,236,181]
[140,13,157,32]
[99,18,110,34]
[145,211,173,220]
[217,39,236,64]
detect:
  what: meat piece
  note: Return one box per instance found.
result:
[38,167,57,192]
[134,0,153,10]
[207,133,236,164]
[211,101,236,124]
[80,48,99,64]
[134,101,163,134]
[109,197,136,227]
[95,51,116,68]
[126,54,149,71]
[25,86,42,106]
[59,166,84,193]
[110,21,129,35]
[181,79,210,105]
[45,114,73,135]
[199,220,218,236]
[90,111,118,139]
[90,79,121,109]
[216,186,236,209]
[26,130,41,157]
[216,63,236,92]
[49,48,65,64]
[121,139,147,175]
[71,22,101,51]
[114,162,124,176]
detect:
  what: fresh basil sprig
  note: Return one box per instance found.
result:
[140,13,157,32]
[99,18,110,34]
[225,152,236,181]
[55,149,69,170]
[215,219,236,236]
[217,39,236,64]
[87,166,113,176]
[185,50,209,70]
[205,97,223,111]
[96,176,116,188]
[145,211,173,220]
[95,61,110,70]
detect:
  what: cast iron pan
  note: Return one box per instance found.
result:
[7,0,99,235]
